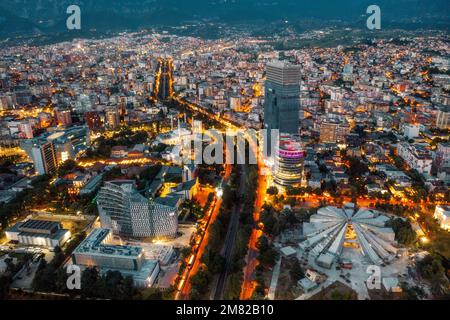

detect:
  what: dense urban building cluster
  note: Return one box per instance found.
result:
[0,28,449,301]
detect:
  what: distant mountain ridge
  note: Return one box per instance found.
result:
[1,0,449,41]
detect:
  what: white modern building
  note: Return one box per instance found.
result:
[156,127,192,146]
[72,228,160,288]
[397,142,433,175]
[97,181,178,240]
[434,205,450,231]
[5,219,71,248]
[402,124,420,139]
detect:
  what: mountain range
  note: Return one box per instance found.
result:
[0,0,448,42]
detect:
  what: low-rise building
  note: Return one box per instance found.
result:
[111,146,128,158]
[397,142,433,175]
[434,205,450,231]
[72,228,160,287]
[5,219,71,248]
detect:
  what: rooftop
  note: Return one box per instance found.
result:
[74,228,143,258]
[301,206,397,268]
[18,219,61,234]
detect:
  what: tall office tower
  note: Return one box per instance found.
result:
[97,181,178,240]
[436,105,450,129]
[30,141,57,175]
[106,108,121,129]
[273,134,305,189]
[264,61,301,158]
[264,60,301,137]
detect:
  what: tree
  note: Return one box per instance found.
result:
[189,288,202,300]
[259,247,279,268]
[190,269,210,295]
[180,246,191,260]
[260,206,279,237]
[207,252,226,274]
[290,260,304,283]
[223,272,243,300]
[51,246,65,268]
[55,268,69,293]
[122,275,136,299]
[287,197,297,207]
[81,267,100,298]
[32,260,57,292]
[330,290,354,300]
[0,275,11,299]
[419,255,445,281]
[141,287,163,300]
[346,157,369,178]
[267,186,279,196]
[257,236,279,268]
[389,218,416,246]
[416,253,450,297]
[200,248,225,274]
[286,186,302,196]
[401,283,426,300]
[58,159,83,177]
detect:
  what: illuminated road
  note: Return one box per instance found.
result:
[170,86,267,300]
[166,64,267,300]
[159,59,173,100]
[240,140,266,300]
[172,96,240,131]
[176,163,232,300]
[152,59,162,101]
[212,165,246,300]
[77,156,166,168]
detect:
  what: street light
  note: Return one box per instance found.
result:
[216,187,223,198]
[420,236,430,244]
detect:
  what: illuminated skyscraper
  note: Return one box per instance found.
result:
[264,60,301,137]
[263,61,301,158]
[30,141,57,175]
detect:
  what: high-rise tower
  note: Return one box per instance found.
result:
[263,60,301,158]
[264,60,301,136]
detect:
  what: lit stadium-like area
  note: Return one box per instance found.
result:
[301,203,399,269]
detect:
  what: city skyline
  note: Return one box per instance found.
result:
[0,1,449,311]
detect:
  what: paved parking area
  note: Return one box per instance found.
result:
[294,246,413,300]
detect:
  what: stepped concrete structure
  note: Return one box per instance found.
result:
[301,204,398,269]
